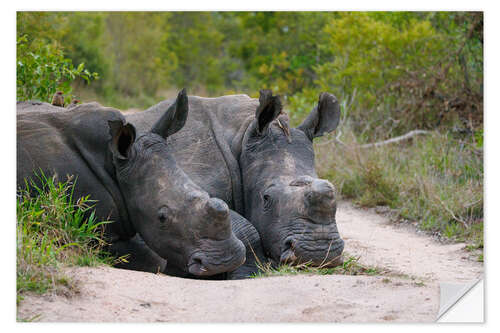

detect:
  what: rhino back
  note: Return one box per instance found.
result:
[126,94,258,210]
[17,102,122,178]
[17,103,134,239]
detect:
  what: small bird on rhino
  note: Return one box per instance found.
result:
[51,91,65,107]
[67,99,80,108]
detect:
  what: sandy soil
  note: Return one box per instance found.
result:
[17,201,483,323]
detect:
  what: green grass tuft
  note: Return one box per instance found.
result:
[250,254,383,278]
[17,172,113,303]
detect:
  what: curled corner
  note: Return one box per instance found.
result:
[437,277,484,322]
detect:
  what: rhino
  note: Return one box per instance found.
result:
[16,90,246,277]
[126,90,344,270]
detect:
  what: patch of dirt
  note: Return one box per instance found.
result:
[336,201,483,283]
[17,201,483,322]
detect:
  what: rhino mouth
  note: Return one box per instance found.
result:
[187,238,246,276]
[280,237,344,267]
[278,218,344,267]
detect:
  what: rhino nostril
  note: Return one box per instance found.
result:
[282,236,296,253]
[188,256,209,274]
[280,238,297,264]
[193,257,202,266]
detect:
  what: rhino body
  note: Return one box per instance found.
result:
[127,94,254,213]
[17,91,246,277]
[126,91,344,271]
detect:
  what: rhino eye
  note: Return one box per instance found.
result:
[262,194,273,211]
[158,206,171,229]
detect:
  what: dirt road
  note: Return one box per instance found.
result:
[17,201,483,322]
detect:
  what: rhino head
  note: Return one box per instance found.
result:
[109,89,245,276]
[239,90,344,267]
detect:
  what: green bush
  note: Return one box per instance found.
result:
[314,12,482,136]
[16,12,482,127]
[16,34,98,104]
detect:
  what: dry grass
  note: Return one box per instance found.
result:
[315,128,483,244]
[251,253,382,278]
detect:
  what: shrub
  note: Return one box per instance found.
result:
[16,35,98,104]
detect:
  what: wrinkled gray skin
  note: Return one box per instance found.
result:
[238,91,344,266]
[150,209,264,280]
[17,90,246,277]
[127,90,344,272]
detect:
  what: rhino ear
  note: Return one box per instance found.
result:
[255,89,282,135]
[151,88,188,138]
[108,120,136,160]
[297,92,340,140]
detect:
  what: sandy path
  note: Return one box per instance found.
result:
[337,201,483,283]
[17,201,483,322]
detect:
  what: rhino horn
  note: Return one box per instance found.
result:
[205,197,229,222]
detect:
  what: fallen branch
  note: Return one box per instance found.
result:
[315,137,347,147]
[316,129,430,149]
[315,130,347,147]
[433,193,470,230]
[359,130,430,149]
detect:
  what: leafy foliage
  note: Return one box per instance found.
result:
[16,34,98,103]
[17,12,482,133]
[312,12,483,137]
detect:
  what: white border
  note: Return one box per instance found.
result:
[3,1,498,332]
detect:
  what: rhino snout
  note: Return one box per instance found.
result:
[279,235,344,267]
[188,236,246,276]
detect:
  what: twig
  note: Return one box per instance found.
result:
[464,198,482,209]
[316,130,429,148]
[359,130,430,149]
[315,128,346,147]
[316,137,346,147]
[434,194,470,230]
